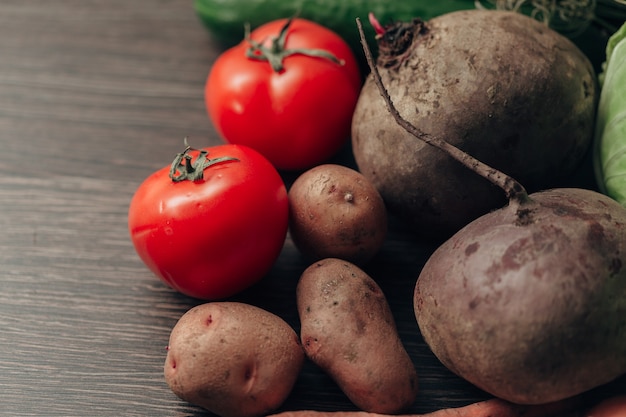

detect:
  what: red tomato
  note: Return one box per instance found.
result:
[205,18,362,171]
[128,143,289,300]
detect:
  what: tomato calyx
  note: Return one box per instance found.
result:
[169,144,239,183]
[244,18,344,72]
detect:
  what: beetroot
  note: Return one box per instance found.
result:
[414,186,626,404]
[355,15,626,405]
[351,10,597,239]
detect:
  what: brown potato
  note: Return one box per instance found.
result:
[164,302,305,417]
[297,258,418,413]
[288,164,387,265]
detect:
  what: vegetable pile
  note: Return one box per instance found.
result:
[127,3,626,417]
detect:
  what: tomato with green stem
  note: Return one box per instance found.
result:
[205,18,362,171]
[128,142,289,300]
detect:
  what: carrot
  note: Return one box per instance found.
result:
[267,397,584,417]
[584,395,626,417]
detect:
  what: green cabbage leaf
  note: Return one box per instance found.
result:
[594,22,626,205]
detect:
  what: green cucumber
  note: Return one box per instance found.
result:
[194,0,622,73]
[193,0,475,53]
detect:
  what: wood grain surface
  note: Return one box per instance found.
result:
[0,2,624,417]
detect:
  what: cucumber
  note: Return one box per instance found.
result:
[194,0,621,72]
[194,0,475,53]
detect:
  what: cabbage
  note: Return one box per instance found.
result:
[594,22,626,205]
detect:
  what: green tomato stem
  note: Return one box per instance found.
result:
[244,18,344,72]
[169,143,239,182]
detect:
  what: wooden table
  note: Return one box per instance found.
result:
[0,2,624,416]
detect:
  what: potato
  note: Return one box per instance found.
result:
[164,302,305,417]
[297,258,418,413]
[288,164,387,265]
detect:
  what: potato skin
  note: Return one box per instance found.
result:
[352,10,597,239]
[297,258,418,413]
[164,302,304,417]
[414,188,626,404]
[288,164,387,265]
